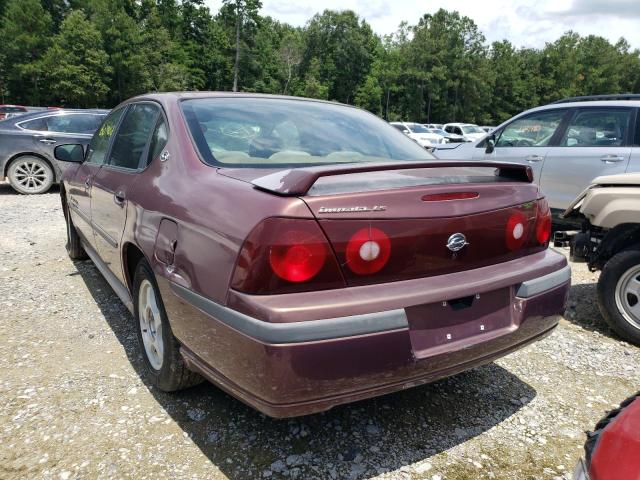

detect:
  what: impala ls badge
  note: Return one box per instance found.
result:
[446,233,469,252]
[318,205,386,214]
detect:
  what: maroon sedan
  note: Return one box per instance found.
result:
[55,93,570,417]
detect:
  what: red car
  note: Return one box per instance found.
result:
[573,392,640,480]
[0,104,27,120]
[55,93,570,417]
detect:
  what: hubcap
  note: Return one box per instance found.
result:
[138,279,164,370]
[615,264,640,330]
[14,161,48,191]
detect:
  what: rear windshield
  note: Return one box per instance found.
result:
[181,97,433,167]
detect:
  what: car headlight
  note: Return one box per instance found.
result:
[572,459,590,480]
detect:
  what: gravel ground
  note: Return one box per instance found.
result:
[1,181,639,480]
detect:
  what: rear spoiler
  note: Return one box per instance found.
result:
[251,161,533,196]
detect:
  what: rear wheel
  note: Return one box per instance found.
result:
[133,259,202,391]
[7,156,54,194]
[63,201,87,260]
[597,250,640,345]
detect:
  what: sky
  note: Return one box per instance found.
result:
[205,0,640,49]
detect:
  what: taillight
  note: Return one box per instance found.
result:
[535,198,552,245]
[345,227,391,275]
[505,211,528,251]
[231,218,345,294]
[269,229,327,282]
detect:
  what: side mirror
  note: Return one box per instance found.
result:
[485,135,496,154]
[54,144,84,163]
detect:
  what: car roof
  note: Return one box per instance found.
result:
[126,91,356,109]
[528,100,640,112]
[0,109,109,128]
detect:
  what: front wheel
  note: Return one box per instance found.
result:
[133,259,202,391]
[597,250,640,345]
[7,156,54,194]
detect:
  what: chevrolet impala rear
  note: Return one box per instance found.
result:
[60,93,570,417]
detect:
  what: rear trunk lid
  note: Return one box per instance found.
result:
[231,162,548,287]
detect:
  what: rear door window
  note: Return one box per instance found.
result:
[85,109,125,165]
[19,113,104,134]
[108,103,160,170]
[560,108,631,147]
[496,110,566,147]
[46,114,104,134]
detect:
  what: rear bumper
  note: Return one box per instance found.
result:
[161,249,570,417]
[171,264,570,343]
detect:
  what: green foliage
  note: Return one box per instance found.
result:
[39,10,111,107]
[0,0,53,104]
[302,10,379,103]
[0,2,639,123]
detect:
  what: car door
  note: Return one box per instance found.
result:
[67,109,125,249]
[541,107,633,211]
[20,112,104,153]
[478,109,569,183]
[90,102,161,284]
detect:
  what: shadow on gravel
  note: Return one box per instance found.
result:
[75,259,536,479]
[564,282,622,341]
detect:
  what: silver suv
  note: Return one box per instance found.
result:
[434,94,640,216]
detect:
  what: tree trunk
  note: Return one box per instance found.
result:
[232,3,241,92]
[284,62,292,95]
[385,87,390,120]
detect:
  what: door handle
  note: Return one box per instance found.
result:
[114,191,126,206]
[84,178,91,189]
[600,154,625,163]
[524,155,544,162]
[33,134,56,145]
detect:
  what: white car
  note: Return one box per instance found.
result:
[434,94,640,214]
[390,122,446,147]
[443,123,487,141]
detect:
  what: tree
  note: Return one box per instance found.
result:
[278,30,303,94]
[301,10,378,103]
[139,6,191,92]
[40,11,111,107]
[0,0,53,104]
[222,0,262,91]
[89,0,150,104]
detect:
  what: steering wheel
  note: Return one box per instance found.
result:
[220,123,255,140]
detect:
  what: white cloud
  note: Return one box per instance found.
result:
[205,0,640,48]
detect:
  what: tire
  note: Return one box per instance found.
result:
[597,249,640,345]
[7,156,54,194]
[63,201,87,260]
[133,259,202,391]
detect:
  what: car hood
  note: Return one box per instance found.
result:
[562,172,640,217]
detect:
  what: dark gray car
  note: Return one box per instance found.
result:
[0,109,108,194]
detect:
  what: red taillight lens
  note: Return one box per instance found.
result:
[505,211,528,251]
[535,198,552,245]
[231,218,345,294]
[269,229,327,282]
[345,228,391,275]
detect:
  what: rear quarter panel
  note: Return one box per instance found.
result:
[122,100,312,306]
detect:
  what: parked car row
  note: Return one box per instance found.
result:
[434,95,640,217]
[391,121,488,146]
[0,108,108,193]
